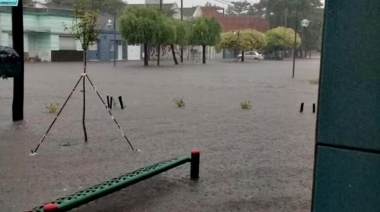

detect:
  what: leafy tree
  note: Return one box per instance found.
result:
[226,1,251,15]
[168,20,191,65]
[119,7,167,66]
[265,26,300,51]
[254,0,324,56]
[161,6,191,65]
[220,29,266,52]
[63,2,99,142]
[204,2,213,6]
[190,17,222,64]
[23,0,34,6]
[157,18,176,65]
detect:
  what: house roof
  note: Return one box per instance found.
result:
[182,7,197,17]
[200,6,268,32]
[200,6,224,17]
[218,16,269,32]
[127,3,175,11]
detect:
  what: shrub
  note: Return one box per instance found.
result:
[240,101,252,109]
[46,102,60,113]
[173,97,185,108]
[309,79,319,85]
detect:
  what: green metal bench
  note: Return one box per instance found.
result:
[29,151,200,212]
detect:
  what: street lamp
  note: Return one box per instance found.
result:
[107,19,112,29]
[301,19,310,58]
[292,18,310,78]
[301,19,310,28]
[234,30,244,62]
[107,18,116,67]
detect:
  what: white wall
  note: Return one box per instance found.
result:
[145,0,160,3]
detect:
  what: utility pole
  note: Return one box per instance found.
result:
[12,0,24,121]
[292,6,299,79]
[180,0,183,62]
[113,0,116,67]
[157,0,163,66]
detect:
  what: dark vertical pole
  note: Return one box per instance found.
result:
[190,150,200,180]
[83,51,88,142]
[12,0,24,121]
[301,27,305,59]
[118,96,124,109]
[240,31,244,62]
[144,43,148,66]
[113,0,116,67]
[292,7,299,79]
[313,103,316,114]
[284,8,288,58]
[300,102,304,113]
[180,0,184,63]
[107,94,110,108]
[157,0,162,66]
[110,96,113,109]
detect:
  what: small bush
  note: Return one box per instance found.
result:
[173,97,185,108]
[46,102,60,113]
[309,79,319,85]
[240,101,252,110]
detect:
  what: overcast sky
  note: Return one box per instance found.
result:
[124,0,324,8]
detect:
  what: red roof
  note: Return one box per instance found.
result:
[200,6,269,33]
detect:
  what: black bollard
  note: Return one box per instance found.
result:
[110,96,113,109]
[300,102,304,113]
[190,150,200,180]
[118,96,124,109]
[107,94,110,108]
[313,103,316,114]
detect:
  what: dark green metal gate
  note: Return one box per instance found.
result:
[312,0,380,211]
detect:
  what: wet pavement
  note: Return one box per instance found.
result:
[0,58,320,211]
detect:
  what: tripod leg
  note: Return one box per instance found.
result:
[31,75,84,154]
[85,74,135,150]
[82,76,88,142]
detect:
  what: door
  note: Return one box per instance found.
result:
[127,44,141,60]
[118,45,123,60]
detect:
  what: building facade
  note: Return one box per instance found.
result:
[0,7,82,62]
[0,7,141,62]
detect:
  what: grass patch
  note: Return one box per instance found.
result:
[173,97,185,108]
[240,101,252,110]
[45,102,60,113]
[309,79,319,85]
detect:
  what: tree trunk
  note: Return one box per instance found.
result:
[202,44,206,64]
[241,50,245,62]
[180,46,183,63]
[157,44,160,66]
[144,43,148,66]
[171,44,178,65]
[83,51,88,142]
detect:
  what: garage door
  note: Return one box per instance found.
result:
[127,45,141,60]
[59,36,76,50]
